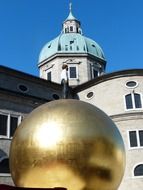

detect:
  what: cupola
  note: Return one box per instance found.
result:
[38,4,106,87]
[63,3,82,34]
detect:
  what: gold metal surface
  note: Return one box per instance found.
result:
[9,99,125,190]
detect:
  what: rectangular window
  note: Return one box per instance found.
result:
[65,28,69,33]
[65,45,68,51]
[134,93,142,108]
[69,66,77,79]
[0,115,8,136]
[47,71,51,81]
[126,94,133,109]
[129,131,137,147]
[10,116,18,137]
[128,130,143,148]
[93,69,98,78]
[90,65,98,79]
[125,93,142,110]
[0,113,21,138]
[139,130,143,146]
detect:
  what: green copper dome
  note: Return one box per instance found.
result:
[39,6,105,63]
[39,33,105,63]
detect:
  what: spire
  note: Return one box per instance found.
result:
[66,2,76,21]
[62,3,82,34]
[69,2,72,13]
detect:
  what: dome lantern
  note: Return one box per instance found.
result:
[62,3,82,34]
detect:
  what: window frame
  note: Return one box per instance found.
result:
[0,111,22,139]
[65,27,69,33]
[0,157,11,176]
[47,70,52,81]
[0,173,11,177]
[68,65,78,80]
[85,91,94,100]
[17,83,29,93]
[124,92,143,111]
[90,64,99,79]
[127,129,143,149]
[125,80,138,89]
[92,68,99,79]
[70,26,73,32]
[132,163,143,178]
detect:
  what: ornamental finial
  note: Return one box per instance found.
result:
[69,2,72,12]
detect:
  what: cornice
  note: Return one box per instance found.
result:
[73,69,143,93]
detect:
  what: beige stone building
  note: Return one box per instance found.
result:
[0,7,143,190]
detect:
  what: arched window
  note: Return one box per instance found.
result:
[65,27,69,33]
[70,26,73,32]
[0,158,10,174]
[125,93,142,110]
[0,150,7,162]
[134,164,143,176]
[0,150,10,175]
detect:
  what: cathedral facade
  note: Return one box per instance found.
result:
[0,7,143,190]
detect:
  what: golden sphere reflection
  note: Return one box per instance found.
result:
[9,99,125,190]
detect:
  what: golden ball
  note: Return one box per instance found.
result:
[9,99,125,190]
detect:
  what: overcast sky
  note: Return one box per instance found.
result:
[0,0,143,76]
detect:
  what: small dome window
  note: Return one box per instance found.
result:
[65,45,68,51]
[18,84,29,93]
[58,44,61,51]
[86,91,94,99]
[70,40,74,44]
[92,44,96,48]
[48,44,51,48]
[126,81,138,88]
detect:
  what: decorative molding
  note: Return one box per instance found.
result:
[110,111,143,122]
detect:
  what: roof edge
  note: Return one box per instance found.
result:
[73,69,143,93]
[0,65,62,90]
[38,52,106,67]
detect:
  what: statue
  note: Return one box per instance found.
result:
[61,64,69,99]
